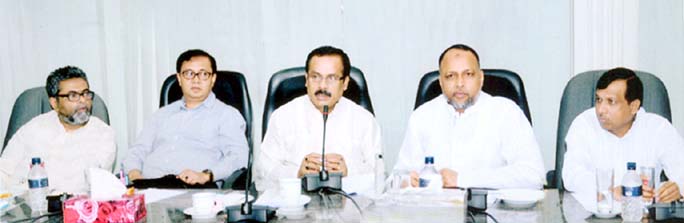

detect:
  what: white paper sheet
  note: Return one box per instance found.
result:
[139,189,187,204]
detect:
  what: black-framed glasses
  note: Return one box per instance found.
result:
[307,74,344,84]
[180,70,214,80]
[57,90,95,102]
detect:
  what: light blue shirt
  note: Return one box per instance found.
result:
[123,93,248,180]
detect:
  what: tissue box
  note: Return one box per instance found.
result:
[63,194,146,223]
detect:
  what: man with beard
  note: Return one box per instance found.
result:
[0,66,116,194]
[393,44,544,189]
[255,46,382,192]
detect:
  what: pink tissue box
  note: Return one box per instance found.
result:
[63,194,146,223]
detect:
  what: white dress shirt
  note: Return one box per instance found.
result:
[0,110,116,194]
[563,108,684,212]
[255,96,382,192]
[394,92,544,189]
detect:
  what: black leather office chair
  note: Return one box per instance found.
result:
[3,87,110,154]
[547,70,671,190]
[159,71,253,189]
[261,66,374,138]
[414,69,532,124]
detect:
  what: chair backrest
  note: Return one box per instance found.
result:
[550,70,671,190]
[159,71,254,149]
[414,69,532,124]
[261,66,374,138]
[3,86,110,153]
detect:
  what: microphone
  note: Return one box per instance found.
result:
[320,105,329,181]
[226,137,274,222]
[303,105,342,191]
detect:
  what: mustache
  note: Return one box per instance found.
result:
[315,90,332,97]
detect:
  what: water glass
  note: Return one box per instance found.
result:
[640,166,656,204]
[595,168,614,214]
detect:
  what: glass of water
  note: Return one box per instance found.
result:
[596,168,614,214]
[640,166,656,204]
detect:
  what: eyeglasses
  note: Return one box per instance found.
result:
[180,70,214,80]
[307,74,344,84]
[57,90,95,102]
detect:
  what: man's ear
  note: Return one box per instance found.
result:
[341,76,349,91]
[176,73,183,87]
[49,97,58,110]
[629,99,641,115]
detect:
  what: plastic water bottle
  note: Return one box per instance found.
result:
[419,156,442,190]
[28,157,49,213]
[621,162,643,222]
[374,153,386,196]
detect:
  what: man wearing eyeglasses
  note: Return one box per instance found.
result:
[255,46,382,193]
[0,66,116,194]
[123,49,248,188]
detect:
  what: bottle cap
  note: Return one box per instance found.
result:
[31,157,41,165]
[424,156,434,164]
[627,162,636,170]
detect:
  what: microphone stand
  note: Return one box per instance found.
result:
[301,105,363,217]
[303,105,342,191]
[226,136,274,222]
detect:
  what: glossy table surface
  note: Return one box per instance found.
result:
[1,189,646,223]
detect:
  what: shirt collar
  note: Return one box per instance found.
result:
[621,107,646,138]
[306,96,347,118]
[603,107,646,139]
[180,92,217,111]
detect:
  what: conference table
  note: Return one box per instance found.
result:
[1,189,646,223]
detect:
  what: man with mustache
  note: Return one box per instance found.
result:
[255,46,382,192]
[394,44,544,189]
[0,66,116,194]
[563,67,684,212]
[123,49,248,188]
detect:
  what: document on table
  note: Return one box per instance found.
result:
[138,189,187,203]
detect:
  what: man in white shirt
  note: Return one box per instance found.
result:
[394,44,544,189]
[563,67,684,211]
[0,66,116,194]
[255,46,382,192]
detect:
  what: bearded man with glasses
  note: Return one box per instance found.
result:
[123,49,248,188]
[0,66,116,194]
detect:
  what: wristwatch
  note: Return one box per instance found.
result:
[202,169,214,182]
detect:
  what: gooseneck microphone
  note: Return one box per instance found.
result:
[303,104,342,191]
[226,137,273,222]
[304,105,362,215]
[319,105,329,181]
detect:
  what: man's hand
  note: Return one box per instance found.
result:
[409,171,419,188]
[128,169,143,181]
[298,153,322,178]
[440,168,458,188]
[324,153,348,177]
[655,181,682,203]
[177,169,211,185]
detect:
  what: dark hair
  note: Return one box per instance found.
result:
[596,67,643,105]
[176,49,217,73]
[438,44,480,67]
[45,66,89,97]
[305,46,351,78]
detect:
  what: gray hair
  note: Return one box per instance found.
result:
[46,66,89,97]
